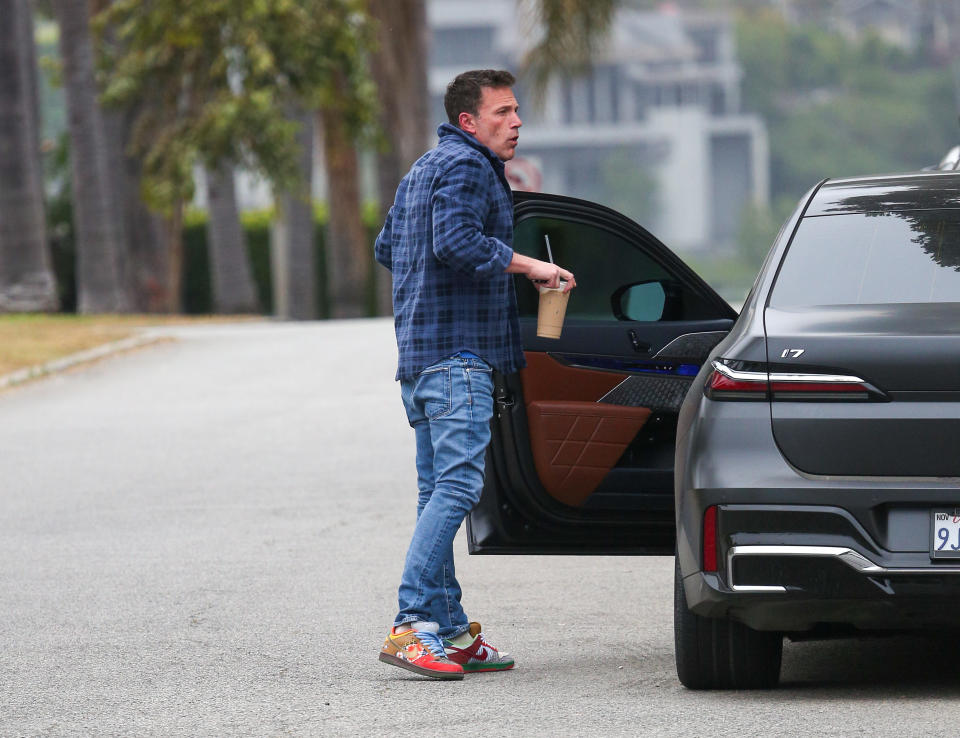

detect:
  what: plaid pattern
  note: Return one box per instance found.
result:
[375,123,525,381]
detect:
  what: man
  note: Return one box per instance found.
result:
[374,69,575,680]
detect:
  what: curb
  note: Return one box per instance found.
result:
[0,332,169,391]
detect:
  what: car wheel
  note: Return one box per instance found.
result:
[674,555,782,689]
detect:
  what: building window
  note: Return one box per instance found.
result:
[710,85,726,115]
[681,82,700,106]
[688,28,719,63]
[431,26,495,67]
[562,77,594,125]
[634,82,651,120]
[593,66,620,123]
[431,93,446,126]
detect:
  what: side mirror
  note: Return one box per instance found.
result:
[611,280,668,322]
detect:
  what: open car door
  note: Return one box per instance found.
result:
[467,192,737,554]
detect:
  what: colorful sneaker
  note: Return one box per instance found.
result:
[379,622,465,680]
[443,622,515,673]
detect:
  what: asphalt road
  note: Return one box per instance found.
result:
[2,319,959,737]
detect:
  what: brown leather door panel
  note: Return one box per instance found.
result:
[520,351,625,403]
[519,352,651,507]
[526,401,651,507]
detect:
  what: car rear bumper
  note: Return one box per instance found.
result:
[685,504,960,632]
[686,566,960,632]
[676,389,960,633]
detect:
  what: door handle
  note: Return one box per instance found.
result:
[627,329,650,354]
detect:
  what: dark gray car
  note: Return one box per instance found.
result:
[467,174,960,689]
[674,171,960,688]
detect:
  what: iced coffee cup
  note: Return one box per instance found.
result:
[536,280,570,339]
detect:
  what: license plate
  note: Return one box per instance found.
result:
[931,510,960,558]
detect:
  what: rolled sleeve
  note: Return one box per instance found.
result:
[431,158,513,279]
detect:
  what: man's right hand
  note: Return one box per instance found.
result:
[506,253,576,292]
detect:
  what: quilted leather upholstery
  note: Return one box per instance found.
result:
[526,400,651,507]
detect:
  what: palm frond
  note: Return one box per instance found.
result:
[518,0,618,103]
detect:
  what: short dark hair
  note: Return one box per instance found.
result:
[444,69,516,126]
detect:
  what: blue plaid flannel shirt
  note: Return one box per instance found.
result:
[375,123,525,381]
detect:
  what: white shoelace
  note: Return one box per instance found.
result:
[414,629,447,659]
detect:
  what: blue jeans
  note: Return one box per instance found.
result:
[394,355,494,639]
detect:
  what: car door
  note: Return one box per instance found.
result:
[467,192,737,554]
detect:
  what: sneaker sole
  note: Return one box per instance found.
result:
[379,652,465,681]
[462,661,515,673]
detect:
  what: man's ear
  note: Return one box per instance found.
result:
[458,112,476,134]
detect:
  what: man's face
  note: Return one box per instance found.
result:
[458,86,522,161]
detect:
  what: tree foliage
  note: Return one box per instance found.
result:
[724,7,960,284]
[736,10,957,202]
[95,0,378,212]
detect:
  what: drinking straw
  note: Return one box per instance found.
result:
[544,234,554,264]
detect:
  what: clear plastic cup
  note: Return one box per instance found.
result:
[536,281,570,339]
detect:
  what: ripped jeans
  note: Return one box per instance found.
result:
[394,355,494,640]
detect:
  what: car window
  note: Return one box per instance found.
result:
[770,210,960,307]
[512,216,671,321]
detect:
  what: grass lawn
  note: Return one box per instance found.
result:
[0,314,257,377]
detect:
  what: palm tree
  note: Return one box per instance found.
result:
[519,0,618,98]
[205,163,260,314]
[54,0,128,313]
[272,107,317,320]
[0,0,59,312]
[102,107,173,312]
[368,0,430,316]
[321,99,368,319]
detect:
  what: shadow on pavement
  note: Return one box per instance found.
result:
[780,633,960,692]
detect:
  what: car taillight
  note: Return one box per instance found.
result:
[703,505,718,572]
[704,362,769,400]
[704,360,883,402]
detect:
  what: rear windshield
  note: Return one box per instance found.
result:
[770,210,960,307]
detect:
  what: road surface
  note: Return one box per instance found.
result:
[1,319,957,736]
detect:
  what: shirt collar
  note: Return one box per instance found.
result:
[437,122,505,170]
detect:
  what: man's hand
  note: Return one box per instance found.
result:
[506,253,576,292]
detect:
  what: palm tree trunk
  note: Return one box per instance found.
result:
[54,0,129,313]
[101,106,176,312]
[122,172,172,313]
[0,0,59,312]
[165,202,184,313]
[368,0,430,316]
[205,163,259,314]
[94,7,170,313]
[19,0,42,164]
[128,209,172,313]
[271,108,316,320]
[320,104,368,319]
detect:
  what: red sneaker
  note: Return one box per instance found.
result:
[379,622,464,680]
[443,622,515,673]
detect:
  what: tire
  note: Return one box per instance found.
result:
[674,555,782,689]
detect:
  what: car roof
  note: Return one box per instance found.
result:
[806,171,960,216]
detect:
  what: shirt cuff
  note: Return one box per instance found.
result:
[475,241,512,278]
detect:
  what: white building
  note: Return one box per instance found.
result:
[428,0,768,253]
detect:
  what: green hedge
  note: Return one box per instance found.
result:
[50,203,382,316]
[182,208,292,315]
[183,206,380,317]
